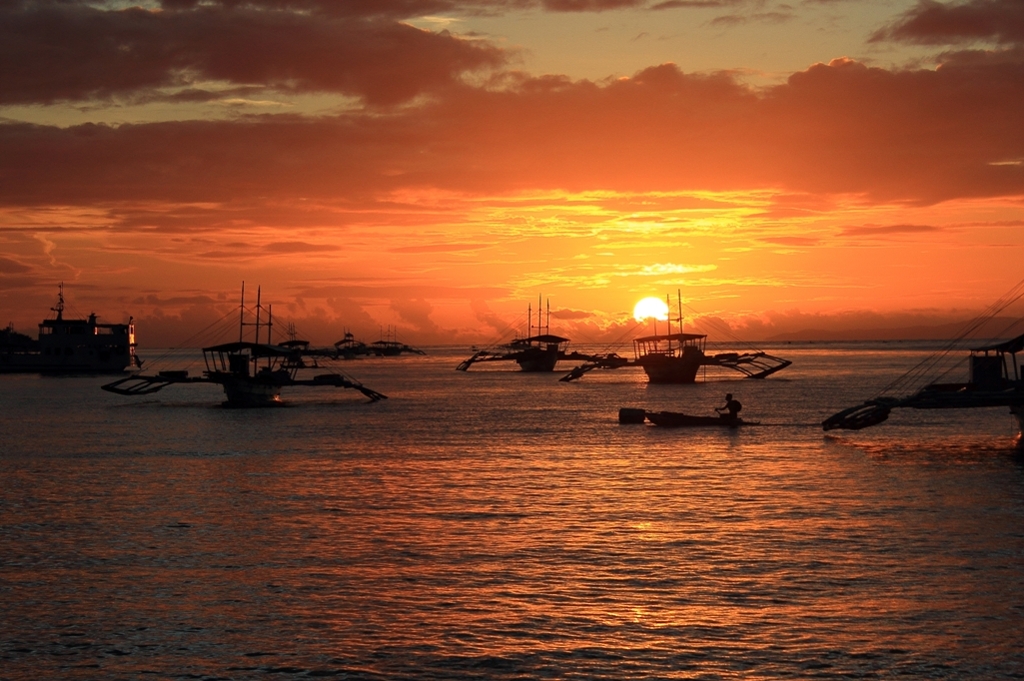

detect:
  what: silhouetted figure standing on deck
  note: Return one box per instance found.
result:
[716,393,742,423]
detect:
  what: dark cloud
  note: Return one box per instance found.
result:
[709,14,745,26]
[0,0,800,108]
[2,57,1024,213]
[131,293,221,307]
[155,0,716,14]
[389,297,443,335]
[389,243,491,253]
[471,298,516,337]
[0,1,505,106]
[157,0,469,18]
[265,241,341,253]
[542,0,645,10]
[0,256,33,274]
[871,0,1024,45]
[839,223,942,237]
[652,0,744,8]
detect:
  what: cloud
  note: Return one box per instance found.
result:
[156,0,466,18]
[265,241,342,254]
[131,293,222,307]
[389,297,444,335]
[0,2,505,106]
[550,307,596,320]
[635,263,717,276]
[708,14,745,27]
[871,0,1024,46]
[389,242,491,253]
[542,0,647,9]
[839,223,942,237]
[2,0,760,112]
[0,256,33,274]
[471,298,517,337]
[759,236,821,246]
[651,0,745,9]
[2,56,1024,213]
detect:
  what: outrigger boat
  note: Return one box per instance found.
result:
[333,331,372,359]
[1,283,140,374]
[560,292,791,383]
[330,328,424,359]
[823,332,1024,434]
[457,297,625,373]
[102,285,386,407]
[369,327,425,357]
[618,407,755,427]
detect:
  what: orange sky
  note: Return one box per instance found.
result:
[1,0,1023,346]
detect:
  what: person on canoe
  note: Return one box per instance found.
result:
[716,393,742,422]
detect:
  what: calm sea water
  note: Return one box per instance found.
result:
[2,343,1023,680]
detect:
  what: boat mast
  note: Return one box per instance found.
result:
[254,286,261,343]
[666,293,673,354]
[238,282,245,343]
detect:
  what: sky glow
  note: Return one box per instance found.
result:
[2,0,1023,345]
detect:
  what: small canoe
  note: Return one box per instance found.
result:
[644,410,754,428]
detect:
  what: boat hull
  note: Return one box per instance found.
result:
[645,411,747,428]
[515,347,561,372]
[636,352,703,384]
[0,350,136,374]
[217,376,284,407]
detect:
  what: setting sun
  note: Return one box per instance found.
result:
[633,297,670,322]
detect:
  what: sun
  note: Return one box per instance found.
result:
[633,296,669,322]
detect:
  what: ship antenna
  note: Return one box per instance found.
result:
[52,282,65,321]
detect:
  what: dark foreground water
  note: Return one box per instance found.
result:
[2,343,1023,679]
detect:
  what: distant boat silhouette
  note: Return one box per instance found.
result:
[1,283,140,374]
[333,331,371,359]
[457,297,624,373]
[369,326,425,356]
[102,284,385,407]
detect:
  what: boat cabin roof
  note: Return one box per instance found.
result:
[971,332,1024,356]
[516,334,569,344]
[633,332,707,344]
